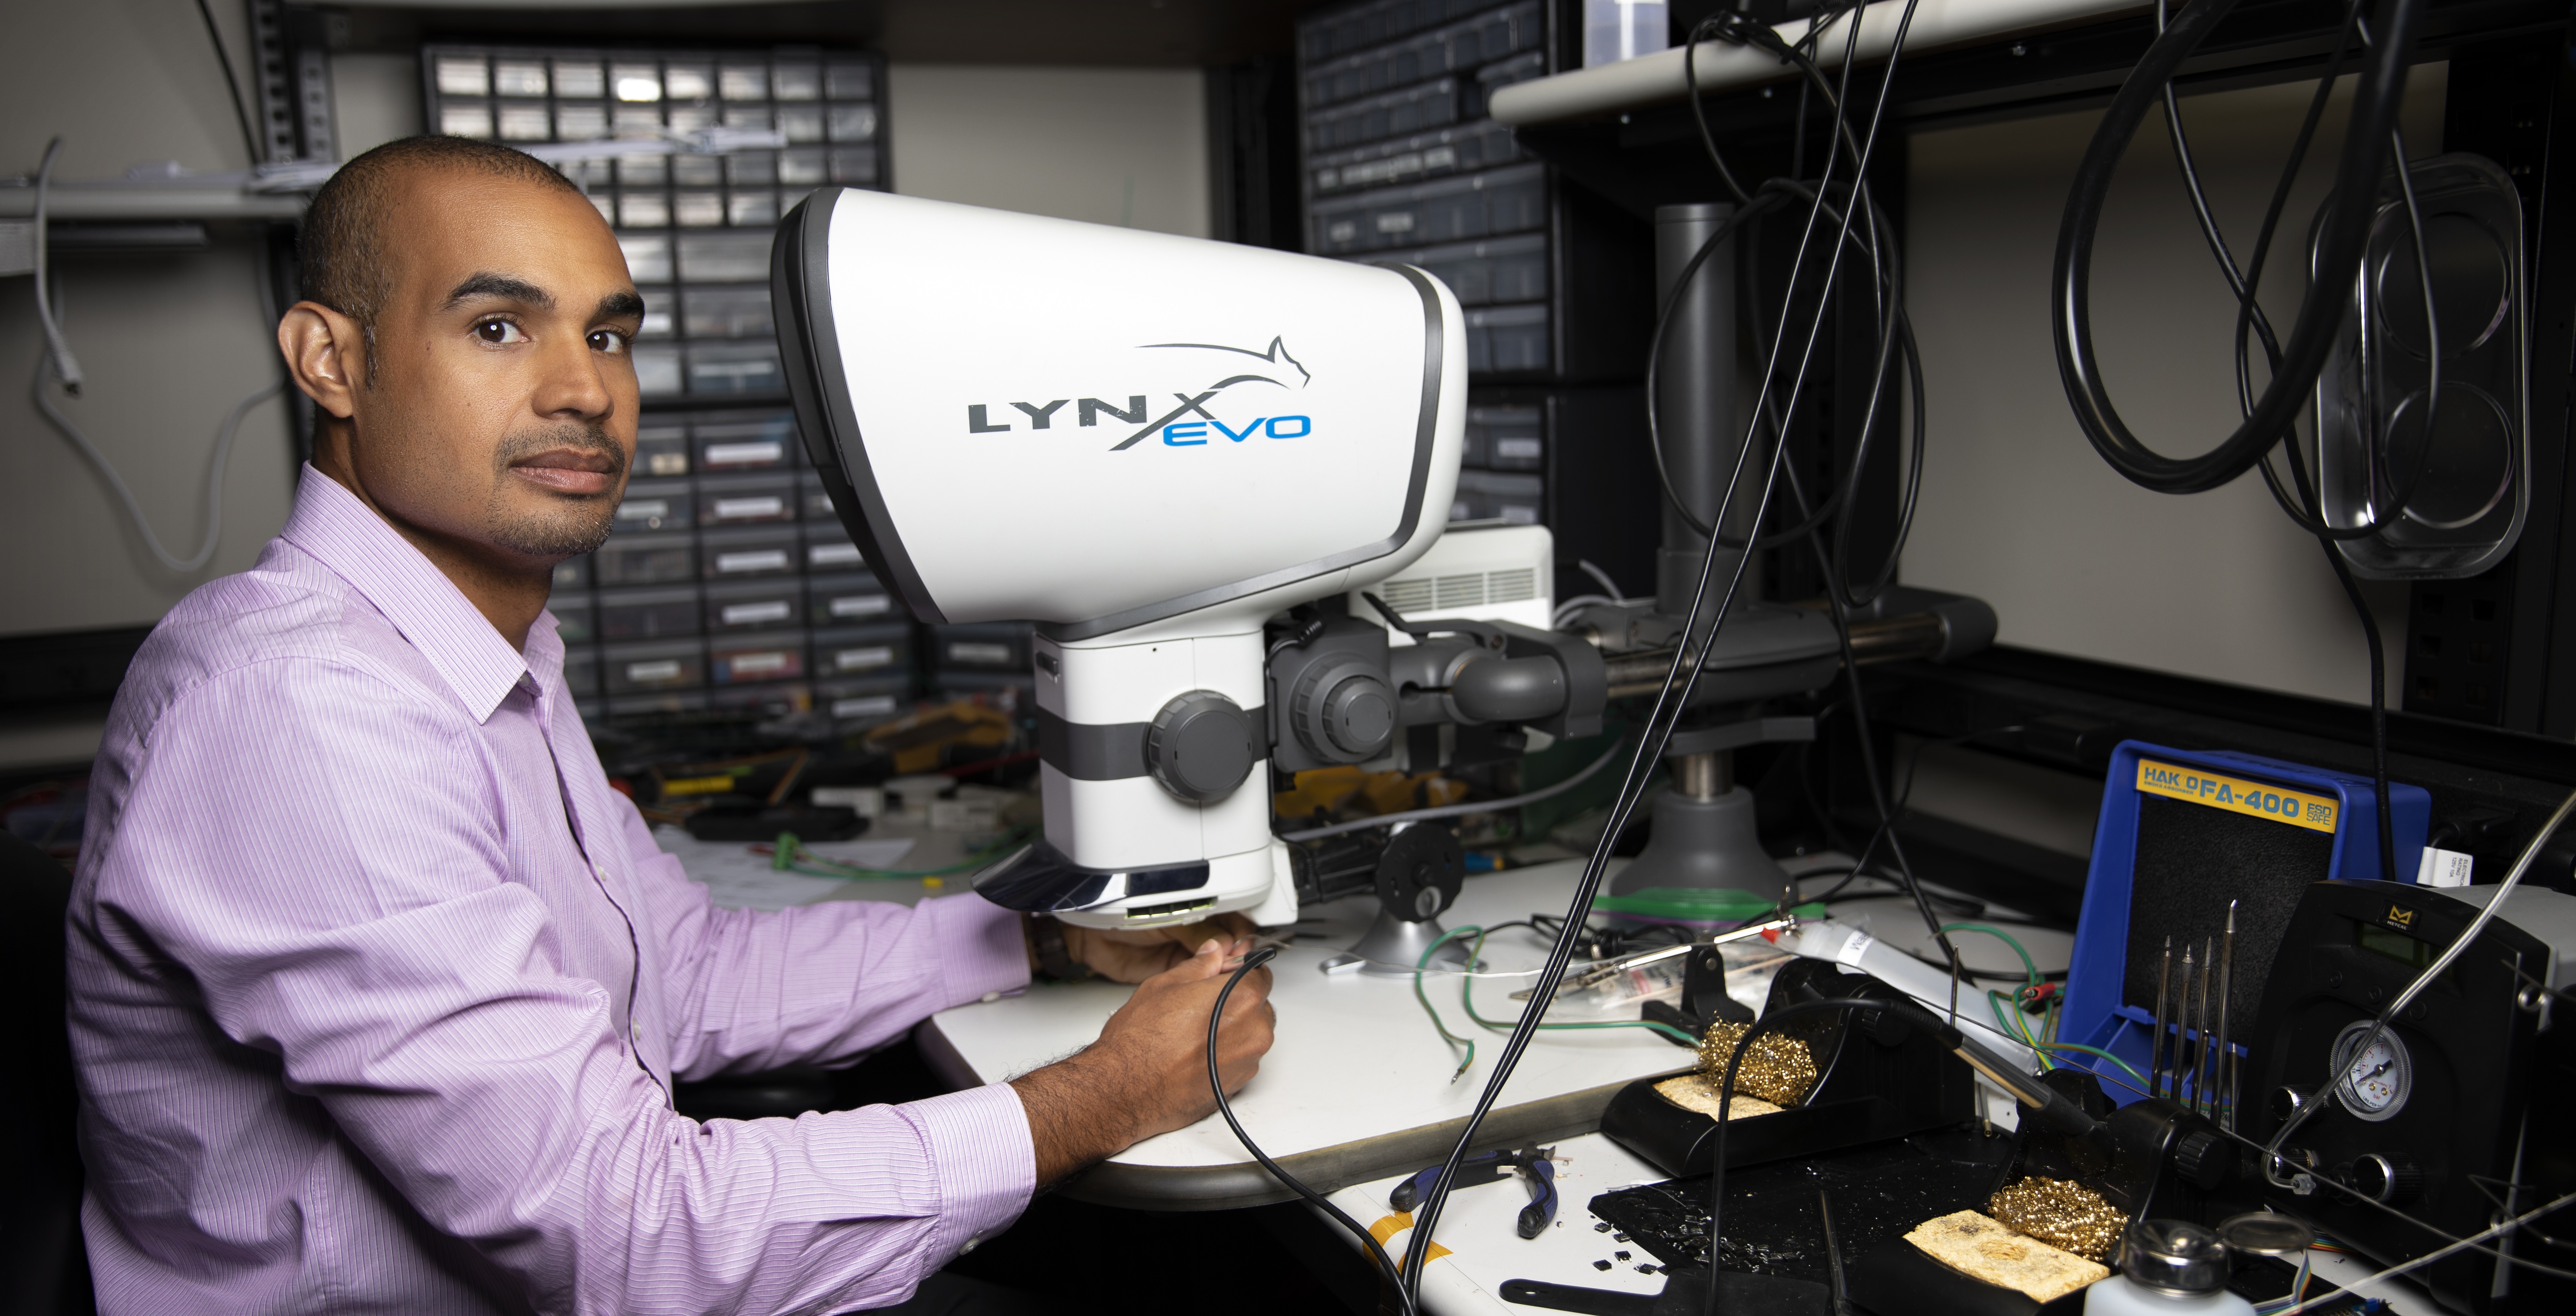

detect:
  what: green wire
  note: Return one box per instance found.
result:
[1940,922,2041,993]
[2033,1040,2152,1090]
[1415,925,1483,1080]
[1989,990,2054,1070]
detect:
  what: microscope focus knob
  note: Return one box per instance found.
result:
[1145,690,1257,805]
[1292,657,1397,763]
[2350,1154,2423,1204]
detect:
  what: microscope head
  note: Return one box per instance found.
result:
[774,188,1465,926]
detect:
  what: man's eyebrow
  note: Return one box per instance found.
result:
[596,289,646,320]
[442,272,553,310]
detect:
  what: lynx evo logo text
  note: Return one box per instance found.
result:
[960,339,1313,451]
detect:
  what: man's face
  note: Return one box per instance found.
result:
[337,169,644,563]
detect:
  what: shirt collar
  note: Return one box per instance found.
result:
[279,463,534,723]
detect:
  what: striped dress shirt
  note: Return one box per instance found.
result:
[67,466,1035,1314]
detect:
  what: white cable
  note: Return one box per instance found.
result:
[28,136,287,574]
[1576,558,1628,600]
[2275,1188,2576,1316]
[32,139,83,393]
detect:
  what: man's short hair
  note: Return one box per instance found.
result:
[301,136,588,375]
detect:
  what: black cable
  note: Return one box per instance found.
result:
[1203,946,1421,1316]
[1701,5,1970,1020]
[1400,3,1930,1296]
[2053,0,2426,493]
[1702,998,1887,1313]
[192,0,264,167]
[2146,0,2421,883]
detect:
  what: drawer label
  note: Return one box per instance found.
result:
[830,594,891,617]
[834,645,895,671]
[833,695,897,718]
[721,601,792,625]
[713,496,786,519]
[727,651,791,677]
[625,659,683,683]
[703,440,784,465]
[716,550,789,573]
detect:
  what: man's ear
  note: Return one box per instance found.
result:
[278,302,365,420]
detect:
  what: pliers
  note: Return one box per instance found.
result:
[1388,1145,1559,1239]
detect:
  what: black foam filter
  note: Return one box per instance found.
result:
[2121,794,2336,1015]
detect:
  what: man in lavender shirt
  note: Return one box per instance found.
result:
[65,135,1277,1314]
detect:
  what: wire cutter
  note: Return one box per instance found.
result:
[1388,1145,1559,1239]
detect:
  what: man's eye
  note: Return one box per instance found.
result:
[474,319,525,345]
[587,328,630,355]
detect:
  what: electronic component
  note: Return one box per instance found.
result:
[2055,741,2431,1112]
[2241,879,2576,1313]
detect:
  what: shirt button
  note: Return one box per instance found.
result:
[631,1021,643,1044]
[980,991,1001,1004]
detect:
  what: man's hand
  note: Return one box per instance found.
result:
[1060,913,1260,984]
[1008,938,1277,1184]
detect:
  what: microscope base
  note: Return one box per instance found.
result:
[1320,908,1479,977]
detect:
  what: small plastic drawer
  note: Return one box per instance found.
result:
[812,623,912,678]
[632,344,684,397]
[603,639,707,693]
[545,594,595,645]
[693,411,799,471]
[704,578,801,632]
[636,423,691,477]
[551,554,593,591]
[804,523,868,572]
[709,631,807,686]
[710,680,812,717]
[675,230,773,283]
[799,470,837,521]
[592,531,698,586]
[613,478,693,533]
[618,232,673,284]
[560,644,601,697]
[681,284,774,339]
[928,621,1032,672]
[598,585,704,641]
[1470,405,1545,471]
[698,525,800,579]
[819,675,912,728]
[635,286,675,339]
[686,341,783,395]
[806,571,894,625]
[696,472,798,526]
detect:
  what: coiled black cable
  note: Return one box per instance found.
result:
[2052,0,2427,493]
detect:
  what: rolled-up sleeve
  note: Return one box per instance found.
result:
[92,661,1032,1314]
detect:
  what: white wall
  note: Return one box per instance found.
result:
[0,0,296,641]
[1902,67,2448,707]
[887,65,1210,237]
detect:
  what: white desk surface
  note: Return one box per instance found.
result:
[918,860,1728,1207]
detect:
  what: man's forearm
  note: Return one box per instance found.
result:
[1008,1051,1145,1185]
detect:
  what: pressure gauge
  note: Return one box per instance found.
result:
[2329,1021,2413,1122]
